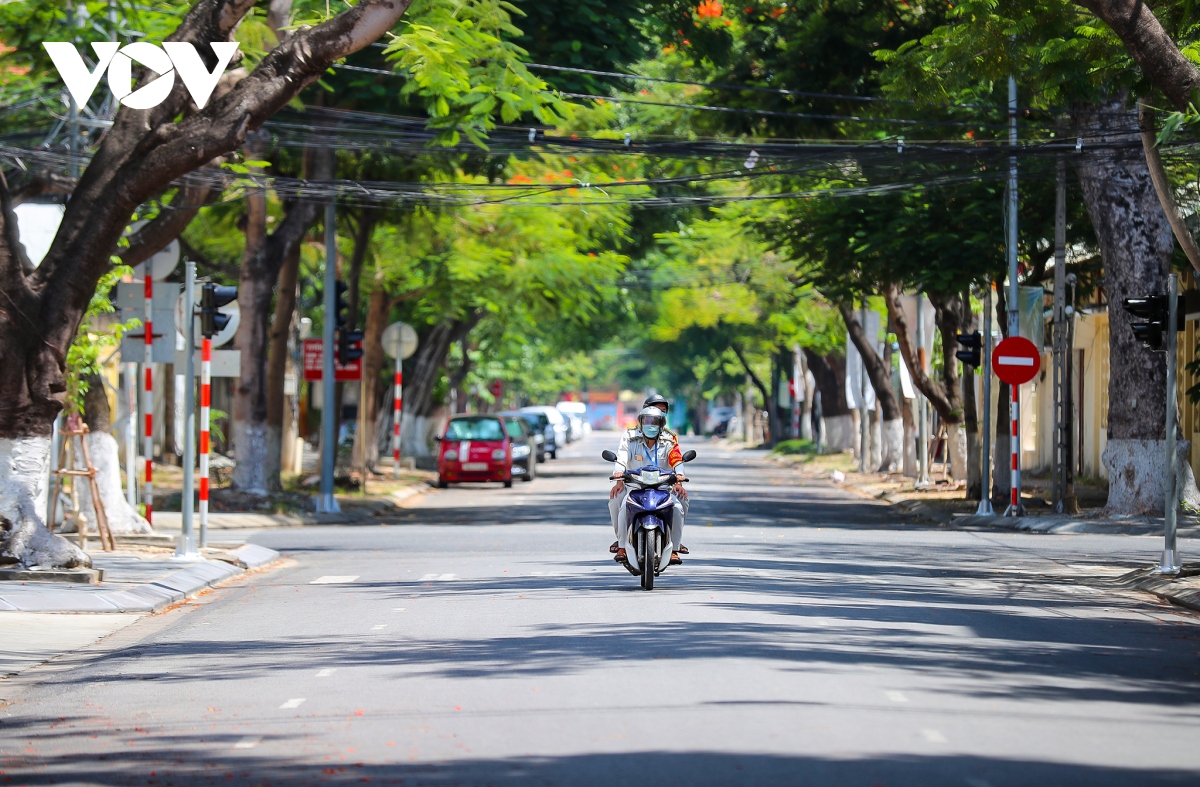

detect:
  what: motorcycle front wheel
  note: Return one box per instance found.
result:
[639,529,654,590]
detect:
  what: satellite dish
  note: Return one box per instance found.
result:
[175,291,239,349]
[381,321,418,360]
[127,221,181,281]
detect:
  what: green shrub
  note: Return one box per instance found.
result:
[773,439,818,456]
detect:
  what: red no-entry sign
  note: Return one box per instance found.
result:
[992,336,1041,385]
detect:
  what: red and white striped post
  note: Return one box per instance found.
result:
[199,336,211,547]
[1011,382,1020,511]
[143,276,154,525]
[392,353,403,479]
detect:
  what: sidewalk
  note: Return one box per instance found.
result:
[0,543,280,613]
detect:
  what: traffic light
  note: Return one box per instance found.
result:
[199,283,237,338]
[955,331,982,367]
[333,281,363,364]
[1122,295,1173,351]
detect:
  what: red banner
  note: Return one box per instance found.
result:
[303,338,362,382]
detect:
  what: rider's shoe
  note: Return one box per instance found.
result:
[609,541,619,553]
[669,552,683,566]
[614,548,628,562]
[678,545,689,555]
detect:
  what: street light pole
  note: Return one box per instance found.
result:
[976,283,995,516]
[318,200,340,514]
[1160,274,1181,574]
[176,262,199,558]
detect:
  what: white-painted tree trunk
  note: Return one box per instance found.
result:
[870,410,883,469]
[0,437,91,568]
[232,421,271,495]
[880,418,903,473]
[823,414,854,452]
[1103,439,1200,514]
[948,423,967,480]
[71,432,152,535]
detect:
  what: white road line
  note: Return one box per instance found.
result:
[885,691,909,703]
[372,624,387,630]
[393,608,406,611]
[279,698,306,709]
[234,736,261,749]
[921,728,947,743]
[417,573,457,581]
[315,669,336,677]
[310,576,359,584]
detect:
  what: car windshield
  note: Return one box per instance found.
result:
[445,418,504,441]
[504,419,525,440]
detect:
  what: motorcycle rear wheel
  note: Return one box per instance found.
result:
[639,529,654,590]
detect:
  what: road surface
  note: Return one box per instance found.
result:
[3,434,1200,785]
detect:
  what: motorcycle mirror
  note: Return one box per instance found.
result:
[682,450,697,463]
[601,450,618,462]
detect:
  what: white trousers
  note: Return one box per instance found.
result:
[609,489,687,551]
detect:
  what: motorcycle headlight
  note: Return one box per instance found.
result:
[444,449,458,461]
[492,448,507,461]
[512,444,530,458]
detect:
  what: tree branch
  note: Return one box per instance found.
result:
[730,342,771,406]
[1074,0,1200,110]
[837,300,901,422]
[1139,101,1200,277]
[883,283,955,418]
[119,178,223,267]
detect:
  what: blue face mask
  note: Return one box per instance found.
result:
[641,423,661,439]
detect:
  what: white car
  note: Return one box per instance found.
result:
[705,406,739,435]
[520,406,569,453]
[557,401,592,437]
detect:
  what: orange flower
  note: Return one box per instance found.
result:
[771,6,786,17]
[697,0,723,18]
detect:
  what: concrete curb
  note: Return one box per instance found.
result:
[0,545,282,613]
[150,486,430,530]
[1119,568,1200,613]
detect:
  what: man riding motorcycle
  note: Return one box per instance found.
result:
[608,404,689,566]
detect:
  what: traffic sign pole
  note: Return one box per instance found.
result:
[976,284,995,517]
[318,200,340,514]
[177,262,199,558]
[199,336,211,549]
[143,275,153,526]
[1161,273,1181,574]
[992,336,1040,517]
[393,355,403,480]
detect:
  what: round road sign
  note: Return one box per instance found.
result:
[991,336,1041,385]
[382,321,418,359]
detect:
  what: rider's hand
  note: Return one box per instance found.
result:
[610,479,625,499]
[673,482,688,498]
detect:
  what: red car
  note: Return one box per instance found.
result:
[435,415,520,488]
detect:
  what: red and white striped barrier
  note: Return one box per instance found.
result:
[392,362,403,479]
[143,276,153,525]
[1011,383,1020,511]
[199,336,211,540]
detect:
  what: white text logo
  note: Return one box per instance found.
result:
[43,42,240,110]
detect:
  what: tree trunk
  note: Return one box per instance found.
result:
[74,374,152,535]
[400,315,480,456]
[354,284,389,475]
[804,349,852,451]
[0,0,414,566]
[231,148,332,494]
[885,284,968,478]
[263,243,301,487]
[838,301,902,471]
[1075,97,1200,513]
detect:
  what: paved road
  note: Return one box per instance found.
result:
[4,434,1200,785]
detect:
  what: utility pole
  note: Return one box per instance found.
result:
[1004,75,1024,517]
[318,199,341,514]
[176,262,199,558]
[976,283,995,516]
[66,5,80,181]
[1052,156,1078,514]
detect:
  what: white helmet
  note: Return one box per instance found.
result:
[637,406,666,439]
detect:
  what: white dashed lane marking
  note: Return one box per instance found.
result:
[316,669,336,677]
[279,698,306,709]
[885,691,909,703]
[310,576,359,584]
[234,736,261,749]
[921,729,947,743]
